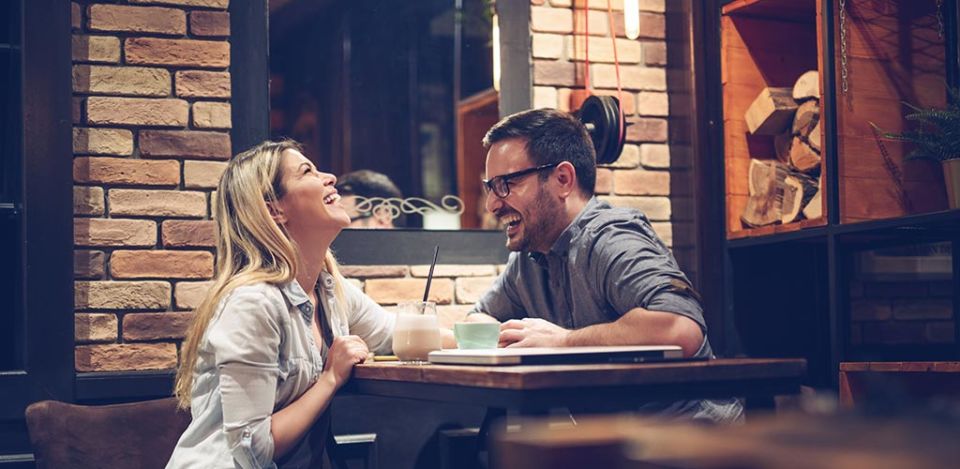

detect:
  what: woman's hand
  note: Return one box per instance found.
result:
[321,335,370,389]
[274,335,368,458]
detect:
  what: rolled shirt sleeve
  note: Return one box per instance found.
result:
[589,218,707,333]
[207,288,286,469]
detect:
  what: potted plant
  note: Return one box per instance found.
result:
[878,86,960,209]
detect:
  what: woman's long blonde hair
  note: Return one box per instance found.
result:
[174,139,345,409]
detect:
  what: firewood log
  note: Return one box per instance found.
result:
[745,87,798,135]
[781,173,818,224]
[789,136,821,173]
[792,70,820,101]
[774,132,793,164]
[808,121,821,152]
[792,99,819,137]
[802,174,824,220]
[742,159,789,227]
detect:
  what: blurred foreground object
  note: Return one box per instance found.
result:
[496,411,960,469]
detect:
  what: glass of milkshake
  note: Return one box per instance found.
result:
[392,301,442,363]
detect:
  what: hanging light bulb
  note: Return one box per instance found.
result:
[492,13,501,91]
[624,0,640,40]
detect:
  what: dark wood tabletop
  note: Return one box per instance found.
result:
[344,358,807,411]
[354,358,806,390]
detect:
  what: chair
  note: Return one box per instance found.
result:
[25,397,191,469]
[26,397,377,469]
[330,433,378,469]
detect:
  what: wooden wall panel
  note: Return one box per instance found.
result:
[839,138,944,182]
[840,58,945,107]
[835,0,950,223]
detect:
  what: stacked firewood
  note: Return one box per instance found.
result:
[741,70,823,228]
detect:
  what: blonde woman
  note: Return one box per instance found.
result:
[167,140,395,468]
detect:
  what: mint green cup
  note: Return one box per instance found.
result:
[453,322,500,349]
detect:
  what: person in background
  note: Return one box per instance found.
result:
[336,169,404,229]
[467,108,743,423]
[168,140,398,468]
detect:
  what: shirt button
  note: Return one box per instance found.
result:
[303,303,312,313]
[324,277,334,289]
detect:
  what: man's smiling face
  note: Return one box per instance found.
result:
[484,138,565,253]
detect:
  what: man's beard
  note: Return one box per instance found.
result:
[509,187,564,253]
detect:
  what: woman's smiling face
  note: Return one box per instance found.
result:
[273,149,351,236]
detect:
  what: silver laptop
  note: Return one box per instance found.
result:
[427,345,686,366]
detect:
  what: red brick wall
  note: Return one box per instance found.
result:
[70,0,697,373]
[72,0,230,372]
[340,265,504,329]
[528,0,695,279]
[849,280,955,346]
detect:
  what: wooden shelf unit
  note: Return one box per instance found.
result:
[707,0,960,389]
[721,0,827,239]
[722,0,956,241]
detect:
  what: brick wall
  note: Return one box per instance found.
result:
[849,280,955,346]
[339,265,504,328]
[72,0,230,372]
[528,0,697,280]
[70,0,700,373]
[847,242,955,347]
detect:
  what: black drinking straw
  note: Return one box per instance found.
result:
[422,245,440,302]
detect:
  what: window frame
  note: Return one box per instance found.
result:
[0,0,74,426]
[230,0,510,266]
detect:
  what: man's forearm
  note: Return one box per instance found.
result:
[564,307,703,357]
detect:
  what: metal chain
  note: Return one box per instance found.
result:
[839,0,849,94]
[835,0,943,96]
[936,0,945,39]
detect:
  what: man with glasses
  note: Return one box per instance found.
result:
[468,108,742,422]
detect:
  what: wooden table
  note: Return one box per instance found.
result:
[343,358,805,468]
[346,358,807,412]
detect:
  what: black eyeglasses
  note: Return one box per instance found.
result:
[482,163,561,198]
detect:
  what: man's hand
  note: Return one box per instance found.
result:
[499,318,570,348]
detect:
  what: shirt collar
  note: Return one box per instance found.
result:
[279,278,314,322]
[526,196,603,266]
[318,270,336,293]
[279,272,338,321]
[551,196,603,254]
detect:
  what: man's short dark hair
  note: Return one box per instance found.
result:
[336,170,403,200]
[482,108,596,195]
[336,170,405,226]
